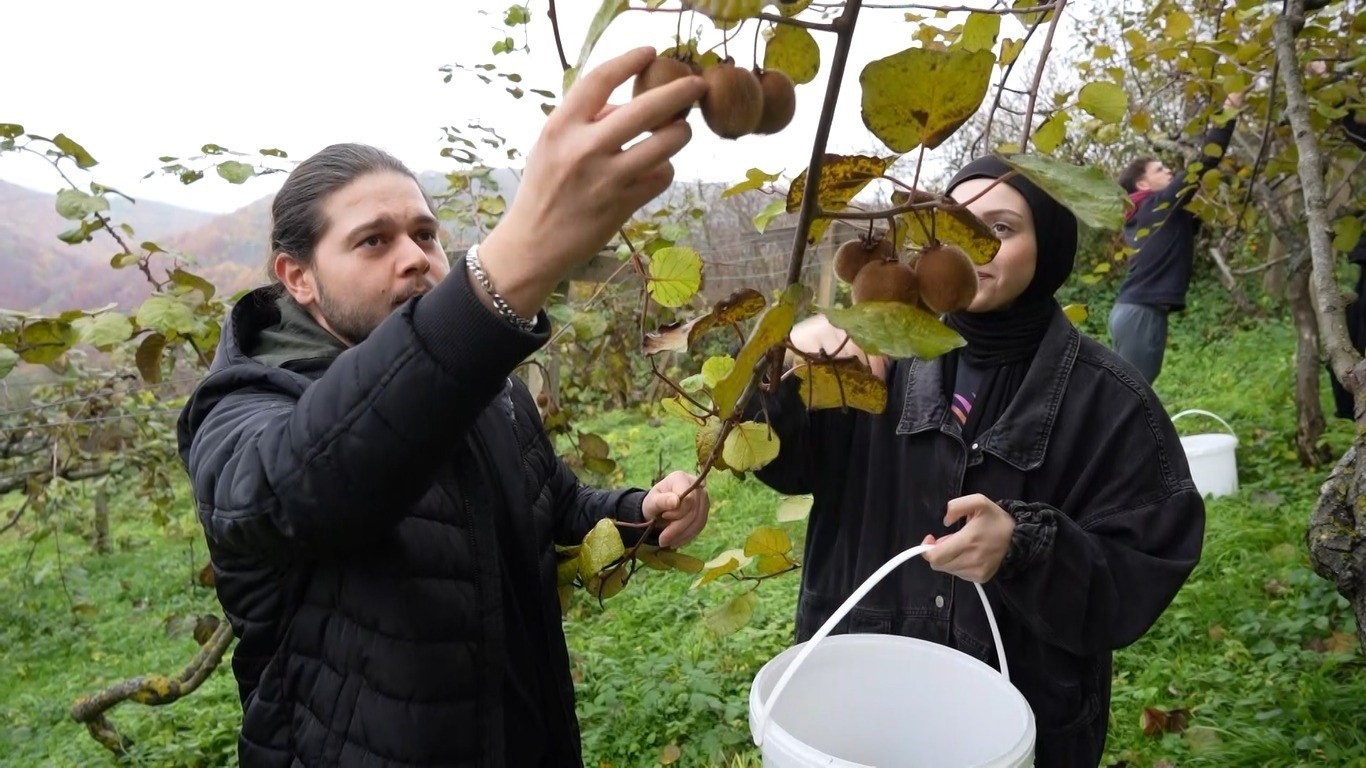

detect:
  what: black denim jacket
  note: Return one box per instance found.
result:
[750,305,1205,767]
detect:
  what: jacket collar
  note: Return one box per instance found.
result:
[895,304,1079,471]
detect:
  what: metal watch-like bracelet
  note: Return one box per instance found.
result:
[464,243,538,333]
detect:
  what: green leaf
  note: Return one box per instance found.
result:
[786,154,897,243]
[696,419,728,469]
[566,0,628,92]
[1032,111,1069,154]
[579,517,626,580]
[724,167,782,198]
[745,526,792,557]
[110,252,140,269]
[721,421,781,472]
[216,160,254,184]
[753,199,787,233]
[73,312,133,350]
[53,133,97,168]
[713,285,805,417]
[776,495,813,523]
[169,268,217,302]
[135,333,166,383]
[0,123,23,139]
[705,591,757,636]
[793,359,888,413]
[998,153,1128,231]
[701,355,735,388]
[822,302,966,360]
[135,296,200,337]
[0,347,18,380]
[647,247,703,308]
[860,46,995,153]
[959,12,1001,53]
[17,320,78,364]
[1077,82,1128,124]
[764,24,820,85]
[579,432,610,460]
[999,38,1025,66]
[55,189,109,220]
[504,4,530,25]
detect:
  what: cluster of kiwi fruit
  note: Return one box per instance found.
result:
[835,234,979,315]
[633,54,797,139]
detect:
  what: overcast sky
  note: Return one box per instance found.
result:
[1,0,1044,214]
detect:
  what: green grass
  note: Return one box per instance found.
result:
[3,295,1366,767]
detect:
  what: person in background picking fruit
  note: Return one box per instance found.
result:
[176,47,711,768]
[748,156,1205,768]
[1107,90,1243,385]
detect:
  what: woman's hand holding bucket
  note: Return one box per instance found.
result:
[922,494,1016,583]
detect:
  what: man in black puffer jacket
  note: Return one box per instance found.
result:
[176,48,712,767]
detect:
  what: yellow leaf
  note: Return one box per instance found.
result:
[898,202,1000,265]
[786,154,897,244]
[793,359,888,414]
[1032,111,1069,153]
[723,167,782,198]
[822,302,966,360]
[693,548,752,588]
[647,247,703,308]
[958,12,1000,53]
[1063,304,1089,325]
[745,526,792,557]
[1130,109,1152,133]
[755,553,791,575]
[1165,10,1193,40]
[585,565,628,600]
[764,24,820,85]
[712,285,805,417]
[695,419,730,470]
[776,495,813,523]
[722,421,781,472]
[660,744,683,765]
[999,38,1025,66]
[860,46,995,153]
[655,549,705,574]
[662,395,707,424]
[702,355,735,388]
[579,518,625,580]
[778,0,813,15]
[1077,82,1128,124]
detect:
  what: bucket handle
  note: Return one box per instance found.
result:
[1171,409,1237,440]
[753,543,1008,748]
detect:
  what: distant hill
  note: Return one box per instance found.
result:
[0,168,739,314]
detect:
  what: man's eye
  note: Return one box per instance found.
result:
[361,235,383,248]
[417,230,437,242]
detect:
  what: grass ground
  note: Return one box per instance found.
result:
[2,296,1364,767]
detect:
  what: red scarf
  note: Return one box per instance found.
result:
[1125,189,1155,222]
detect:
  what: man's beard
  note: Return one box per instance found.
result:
[315,277,385,345]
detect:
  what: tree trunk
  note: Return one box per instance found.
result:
[92,485,111,555]
[1309,447,1366,646]
[1288,257,1329,466]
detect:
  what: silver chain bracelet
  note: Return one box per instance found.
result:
[464,243,538,333]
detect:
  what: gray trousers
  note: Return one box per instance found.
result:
[1108,302,1169,384]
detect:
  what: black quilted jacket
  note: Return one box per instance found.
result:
[176,266,646,767]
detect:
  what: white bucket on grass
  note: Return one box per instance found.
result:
[1172,409,1238,498]
[748,544,1036,767]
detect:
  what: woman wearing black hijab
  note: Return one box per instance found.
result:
[749,156,1206,767]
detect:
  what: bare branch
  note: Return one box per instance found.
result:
[1020,0,1067,151]
[71,618,235,756]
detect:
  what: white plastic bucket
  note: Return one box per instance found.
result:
[1172,409,1238,498]
[749,544,1036,767]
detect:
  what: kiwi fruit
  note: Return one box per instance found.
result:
[753,68,796,135]
[834,236,896,283]
[701,61,763,139]
[633,56,697,128]
[915,243,978,314]
[851,260,919,305]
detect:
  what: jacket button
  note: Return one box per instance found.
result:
[970,442,979,451]
[934,595,945,608]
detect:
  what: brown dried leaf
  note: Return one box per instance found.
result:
[197,562,215,588]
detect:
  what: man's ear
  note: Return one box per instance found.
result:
[273,253,318,307]
[1134,178,1152,192]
